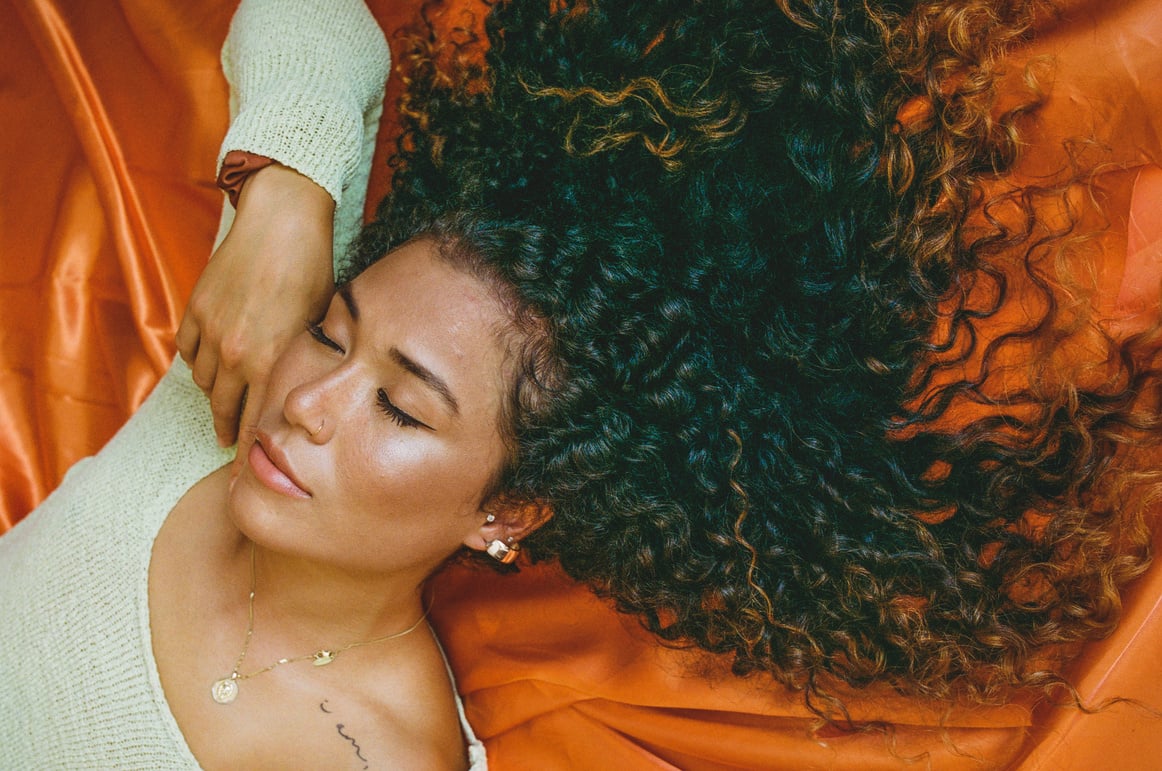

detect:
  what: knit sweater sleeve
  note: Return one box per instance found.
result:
[218,0,390,222]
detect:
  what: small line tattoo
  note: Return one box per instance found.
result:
[336,722,370,769]
[319,700,333,714]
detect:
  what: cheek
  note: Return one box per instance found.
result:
[332,431,420,515]
[339,430,502,524]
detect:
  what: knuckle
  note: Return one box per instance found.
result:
[218,336,248,369]
[175,323,197,353]
[187,291,212,317]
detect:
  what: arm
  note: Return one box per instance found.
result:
[176,0,390,449]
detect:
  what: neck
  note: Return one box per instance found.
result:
[244,541,428,644]
[202,494,429,650]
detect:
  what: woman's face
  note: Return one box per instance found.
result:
[229,238,517,578]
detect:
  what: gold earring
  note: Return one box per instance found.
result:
[485,538,520,564]
[308,419,325,437]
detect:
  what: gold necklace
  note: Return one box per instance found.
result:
[211,543,428,705]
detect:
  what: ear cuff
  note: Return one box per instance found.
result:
[485,538,520,564]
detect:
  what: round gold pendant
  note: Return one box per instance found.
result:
[312,650,335,666]
[211,677,239,704]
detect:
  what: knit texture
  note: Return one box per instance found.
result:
[216,0,391,274]
[0,364,232,768]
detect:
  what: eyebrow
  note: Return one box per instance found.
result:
[338,283,360,321]
[343,281,461,417]
[390,349,461,417]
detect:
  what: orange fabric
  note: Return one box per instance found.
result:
[0,0,234,528]
[430,560,1034,768]
[1,0,1160,768]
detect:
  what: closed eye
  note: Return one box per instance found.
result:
[307,322,344,354]
[377,388,432,430]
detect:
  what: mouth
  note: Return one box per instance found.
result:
[248,432,312,499]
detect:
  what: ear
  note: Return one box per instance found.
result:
[463,497,553,552]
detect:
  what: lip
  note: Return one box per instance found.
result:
[248,432,312,499]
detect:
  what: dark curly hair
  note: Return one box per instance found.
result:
[353,0,1162,710]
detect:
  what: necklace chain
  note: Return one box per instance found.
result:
[210,542,428,705]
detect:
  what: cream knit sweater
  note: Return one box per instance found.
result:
[0,1,487,767]
[0,363,233,767]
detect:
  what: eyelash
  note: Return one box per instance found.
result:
[308,322,427,430]
[376,389,424,429]
[307,322,343,353]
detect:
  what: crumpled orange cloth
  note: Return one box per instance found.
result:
[0,0,232,526]
[2,0,1160,768]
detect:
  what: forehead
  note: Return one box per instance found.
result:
[351,238,504,324]
[348,239,515,398]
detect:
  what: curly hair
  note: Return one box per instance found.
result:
[354,0,1162,709]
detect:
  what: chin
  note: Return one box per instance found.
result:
[227,472,293,544]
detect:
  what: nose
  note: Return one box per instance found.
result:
[282,366,351,444]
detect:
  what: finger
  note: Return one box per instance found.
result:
[232,380,264,471]
[175,312,201,366]
[189,342,220,394]
[209,369,247,447]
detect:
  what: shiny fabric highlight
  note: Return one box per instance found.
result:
[0,0,233,527]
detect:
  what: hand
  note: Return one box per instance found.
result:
[177,162,335,454]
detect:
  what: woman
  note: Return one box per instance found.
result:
[197,0,1162,765]
[0,216,572,767]
[7,0,1162,767]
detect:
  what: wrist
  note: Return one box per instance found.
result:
[212,162,336,288]
[237,162,335,221]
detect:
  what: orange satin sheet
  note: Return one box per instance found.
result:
[0,0,234,527]
[2,0,1161,768]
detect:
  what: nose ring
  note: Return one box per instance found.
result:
[308,419,325,437]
